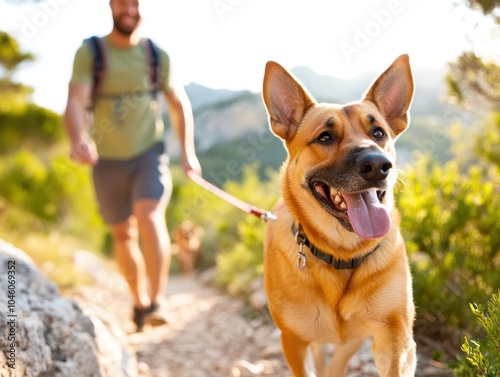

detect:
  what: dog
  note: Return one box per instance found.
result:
[262,55,416,377]
[172,221,204,275]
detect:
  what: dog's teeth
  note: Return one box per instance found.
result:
[340,202,347,210]
[334,195,342,205]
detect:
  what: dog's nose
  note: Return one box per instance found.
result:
[356,153,393,182]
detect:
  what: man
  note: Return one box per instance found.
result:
[63,0,201,331]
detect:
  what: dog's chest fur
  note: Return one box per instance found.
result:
[272,265,361,342]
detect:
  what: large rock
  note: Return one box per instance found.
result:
[0,239,138,377]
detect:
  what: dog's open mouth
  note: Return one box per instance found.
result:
[311,182,390,240]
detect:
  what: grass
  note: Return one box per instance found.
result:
[0,197,95,288]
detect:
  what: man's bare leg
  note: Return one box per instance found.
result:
[133,198,171,305]
[109,216,150,309]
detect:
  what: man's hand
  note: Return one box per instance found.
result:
[70,137,99,165]
[183,154,202,176]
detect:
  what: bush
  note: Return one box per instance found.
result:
[397,156,500,345]
[0,198,93,289]
[454,290,500,377]
[0,103,63,152]
[0,147,108,287]
[215,216,265,294]
[0,149,106,247]
[167,164,279,292]
[475,112,500,169]
[214,166,279,295]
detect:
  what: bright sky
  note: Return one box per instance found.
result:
[0,0,498,114]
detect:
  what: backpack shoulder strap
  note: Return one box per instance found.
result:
[141,38,161,92]
[85,36,107,103]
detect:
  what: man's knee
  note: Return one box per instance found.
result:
[110,218,138,244]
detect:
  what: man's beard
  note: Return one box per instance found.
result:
[113,14,141,36]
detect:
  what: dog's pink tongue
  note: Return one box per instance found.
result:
[342,189,390,240]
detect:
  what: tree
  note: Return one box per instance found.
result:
[0,31,62,151]
[0,31,35,105]
[447,0,500,180]
[447,1,500,108]
[467,0,500,21]
[0,31,34,72]
[447,52,500,107]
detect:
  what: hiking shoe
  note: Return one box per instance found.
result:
[144,302,171,327]
[132,303,170,332]
[132,305,152,332]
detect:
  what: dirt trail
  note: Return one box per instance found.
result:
[67,250,451,377]
[130,275,292,377]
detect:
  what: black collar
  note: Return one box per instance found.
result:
[291,223,380,270]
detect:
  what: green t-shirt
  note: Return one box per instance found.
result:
[70,36,172,160]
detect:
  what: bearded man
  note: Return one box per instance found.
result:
[63,0,201,332]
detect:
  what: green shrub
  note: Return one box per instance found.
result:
[214,166,278,295]
[397,157,500,343]
[475,112,500,169]
[215,216,265,294]
[167,164,279,292]
[0,149,106,247]
[454,290,500,377]
[0,198,93,288]
[166,165,244,268]
[0,103,63,152]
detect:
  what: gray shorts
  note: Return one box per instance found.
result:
[92,142,172,224]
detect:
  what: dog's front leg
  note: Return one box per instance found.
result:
[371,318,416,376]
[281,332,319,377]
[324,338,364,377]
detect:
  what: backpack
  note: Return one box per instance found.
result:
[85,36,162,106]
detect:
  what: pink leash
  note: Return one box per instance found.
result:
[186,169,277,222]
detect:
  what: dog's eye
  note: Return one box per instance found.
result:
[372,128,385,140]
[316,131,334,145]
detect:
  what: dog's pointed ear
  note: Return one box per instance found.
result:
[262,61,315,140]
[363,54,414,137]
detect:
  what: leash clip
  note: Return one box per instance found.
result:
[261,211,278,223]
[295,230,307,271]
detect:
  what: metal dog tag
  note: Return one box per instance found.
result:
[297,243,307,271]
[295,230,307,271]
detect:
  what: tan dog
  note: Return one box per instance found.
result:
[262,55,416,377]
[172,221,204,275]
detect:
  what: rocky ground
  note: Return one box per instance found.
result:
[67,250,453,377]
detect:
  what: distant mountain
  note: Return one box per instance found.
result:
[193,90,268,151]
[185,83,251,113]
[291,66,448,116]
[165,88,268,156]
[290,66,373,103]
